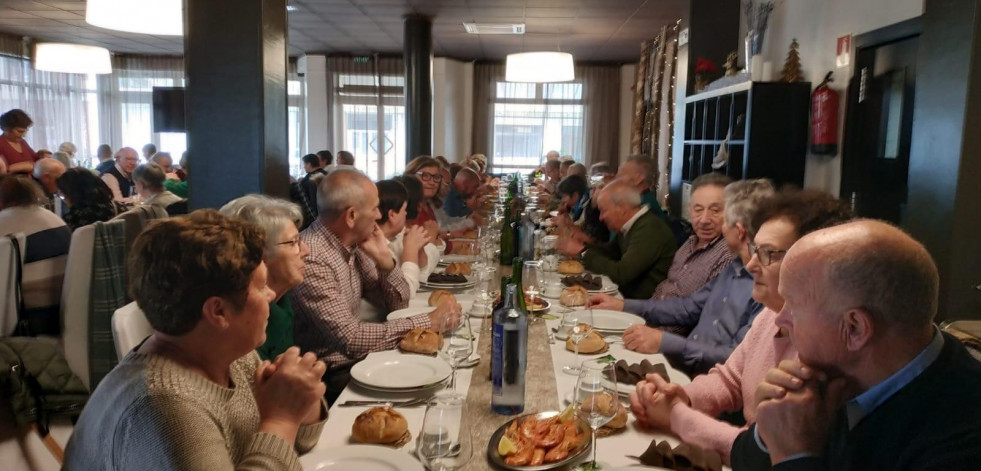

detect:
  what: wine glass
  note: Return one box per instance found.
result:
[561,309,594,375]
[439,314,473,392]
[573,359,619,471]
[417,391,472,471]
[522,260,545,319]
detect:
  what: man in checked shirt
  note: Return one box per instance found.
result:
[292,168,462,404]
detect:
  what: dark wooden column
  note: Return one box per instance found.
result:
[906,0,981,321]
[183,0,289,209]
[403,14,433,162]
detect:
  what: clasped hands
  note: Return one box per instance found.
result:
[254,347,327,429]
[629,373,690,431]
[753,360,851,464]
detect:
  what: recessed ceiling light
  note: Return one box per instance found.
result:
[506,52,574,83]
[463,23,525,35]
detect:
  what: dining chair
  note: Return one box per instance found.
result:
[60,225,96,390]
[111,301,152,359]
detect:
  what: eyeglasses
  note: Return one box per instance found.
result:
[748,241,787,266]
[276,236,302,253]
[416,172,443,183]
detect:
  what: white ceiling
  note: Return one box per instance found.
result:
[0,0,685,62]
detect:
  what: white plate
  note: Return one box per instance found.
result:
[300,445,424,471]
[438,254,480,264]
[563,309,644,334]
[386,306,435,322]
[420,278,479,290]
[588,275,619,294]
[350,351,452,390]
[352,377,449,394]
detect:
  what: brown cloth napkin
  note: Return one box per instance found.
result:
[638,439,723,471]
[609,359,669,385]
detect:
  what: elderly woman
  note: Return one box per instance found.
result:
[63,210,327,470]
[133,163,182,208]
[0,109,39,174]
[56,168,127,231]
[629,189,853,464]
[221,195,310,361]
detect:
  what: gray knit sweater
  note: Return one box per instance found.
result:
[63,351,326,470]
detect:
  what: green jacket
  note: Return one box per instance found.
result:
[257,294,295,361]
[583,210,677,299]
[163,179,188,198]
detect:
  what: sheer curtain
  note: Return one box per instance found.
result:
[0,34,98,166]
[326,55,406,180]
[473,62,619,173]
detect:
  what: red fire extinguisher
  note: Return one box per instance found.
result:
[811,71,839,155]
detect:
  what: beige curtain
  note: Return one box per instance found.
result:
[580,64,620,167]
[471,62,504,158]
[630,24,680,208]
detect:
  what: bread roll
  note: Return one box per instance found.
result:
[428,290,457,307]
[399,328,443,355]
[566,328,607,354]
[352,407,409,445]
[559,286,588,307]
[444,262,471,275]
[557,260,584,275]
[462,228,478,239]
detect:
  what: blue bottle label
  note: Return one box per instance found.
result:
[492,322,504,394]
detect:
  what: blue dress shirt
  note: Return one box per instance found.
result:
[443,187,471,218]
[622,258,763,375]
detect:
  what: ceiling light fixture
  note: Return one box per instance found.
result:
[463,23,525,35]
[505,52,574,83]
[86,0,183,36]
[35,43,112,74]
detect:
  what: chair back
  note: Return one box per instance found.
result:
[61,225,96,389]
[0,234,24,336]
[112,205,168,251]
[111,301,152,358]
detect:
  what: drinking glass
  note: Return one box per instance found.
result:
[417,392,472,471]
[573,359,619,471]
[521,260,545,317]
[561,309,594,375]
[439,314,473,392]
[471,265,498,320]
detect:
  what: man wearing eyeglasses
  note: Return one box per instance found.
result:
[588,179,774,376]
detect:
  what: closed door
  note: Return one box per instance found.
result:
[841,31,919,224]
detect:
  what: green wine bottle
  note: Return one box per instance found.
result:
[511,257,527,312]
[499,199,515,264]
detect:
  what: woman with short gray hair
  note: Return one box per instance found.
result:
[221,194,311,360]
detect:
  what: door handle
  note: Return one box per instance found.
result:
[859,67,868,103]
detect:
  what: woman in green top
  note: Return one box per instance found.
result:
[221,194,310,360]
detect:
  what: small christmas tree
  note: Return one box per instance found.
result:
[781,38,803,83]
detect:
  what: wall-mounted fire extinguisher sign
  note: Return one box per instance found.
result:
[811,71,839,155]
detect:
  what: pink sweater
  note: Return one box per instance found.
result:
[669,308,797,464]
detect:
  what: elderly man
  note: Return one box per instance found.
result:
[730,220,981,471]
[589,179,773,376]
[100,146,139,202]
[651,173,736,301]
[443,167,481,218]
[31,157,66,211]
[559,180,676,299]
[292,168,461,403]
[559,158,575,179]
[133,163,182,208]
[336,150,355,166]
[617,154,667,219]
[537,159,562,194]
[567,162,587,178]
[149,151,178,179]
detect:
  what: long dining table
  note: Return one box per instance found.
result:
[312,267,700,470]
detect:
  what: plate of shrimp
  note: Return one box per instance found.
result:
[487,410,592,470]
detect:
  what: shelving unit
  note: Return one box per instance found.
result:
[670,81,811,214]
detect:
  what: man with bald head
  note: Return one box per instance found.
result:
[617,154,667,219]
[443,167,481,218]
[292,168,461,403]
[559,180,676,298]
[100,146,139,202]
[731,220,981,471]
[31,157,65,211]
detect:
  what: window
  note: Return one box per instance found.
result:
[335,72,405,180]
[491,82,584,173]
[0,54,99,166]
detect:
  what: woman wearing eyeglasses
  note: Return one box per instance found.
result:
[220,194,310,361]
[627,189,853,465]
[404,155,445,231]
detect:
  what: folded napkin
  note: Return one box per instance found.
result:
[610,359,669,385]
[638,439,723,471]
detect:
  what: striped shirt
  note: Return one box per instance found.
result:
[652,234,734,300]
[291,219,424,371]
